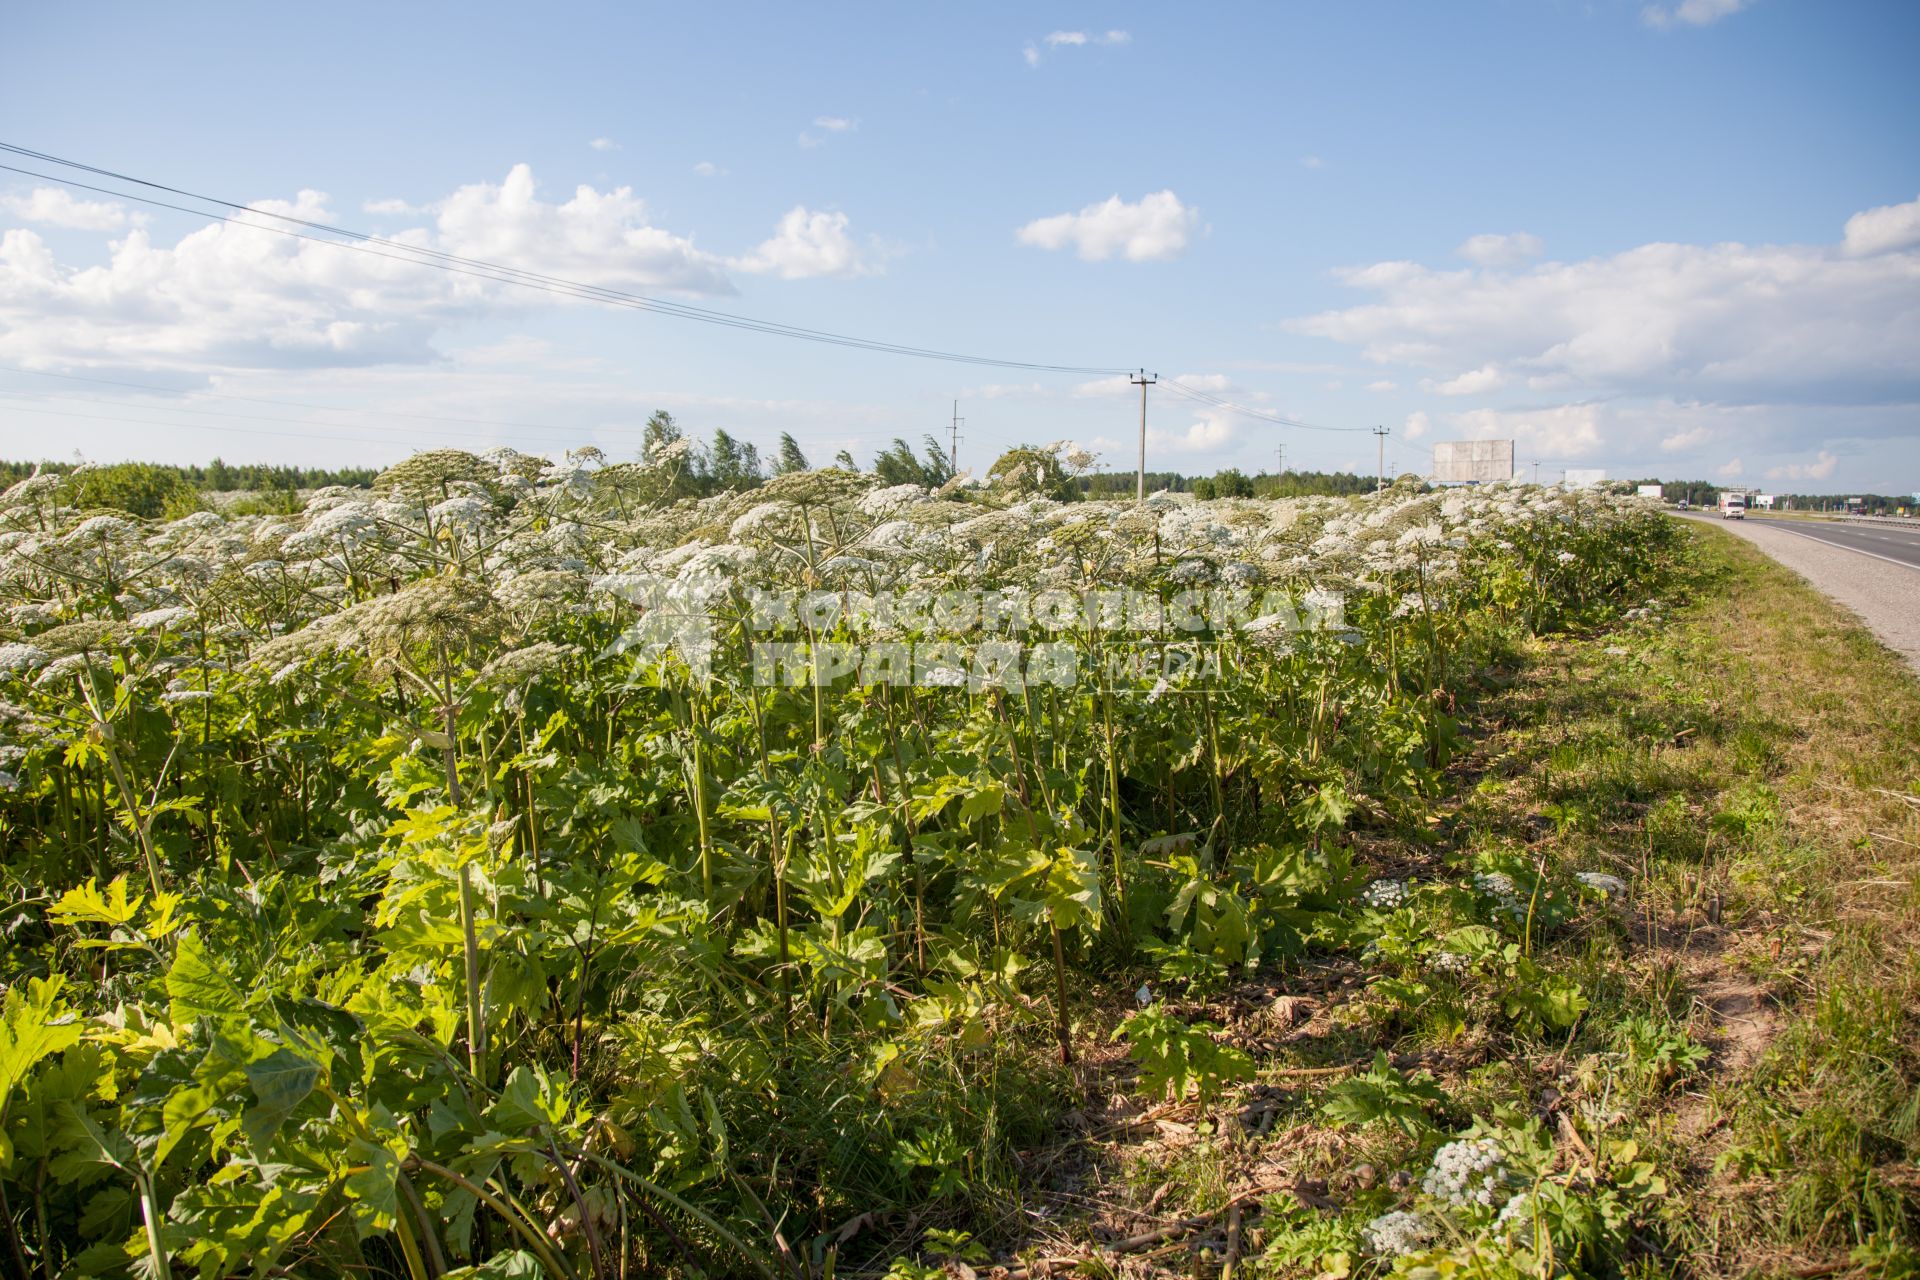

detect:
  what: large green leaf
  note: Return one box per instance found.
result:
[242,1047,321,1149]
[166,931,247,1025]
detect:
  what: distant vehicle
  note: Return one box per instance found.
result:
[1846,497,1866,515]
[1720,493,1746,519]
[1676,499,1690,511]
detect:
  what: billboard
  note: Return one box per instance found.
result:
[1636,484,1663,498]
[1564,469,1607,489]
[1432,439,1514,484]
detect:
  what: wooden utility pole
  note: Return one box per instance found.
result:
[1372,425,1390,493]
[1131,370,1158,502]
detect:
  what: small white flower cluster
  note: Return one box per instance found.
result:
[1575,871,1627,896]
[0,643,50,674]
[1362,878,1409,909]
[1494,1190,1534,1234]
[1428,950,1472,976]
[1360,1209,1432,1256]
[1473,870,1526,921]
[1422,1137,1508,1207]
[161,677,215,704]
[131,606,195,632]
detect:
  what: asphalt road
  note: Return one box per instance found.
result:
[1675,511,1920,673]
[1739,514,1920,570]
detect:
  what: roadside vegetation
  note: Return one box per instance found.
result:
[0,448,1910,1279]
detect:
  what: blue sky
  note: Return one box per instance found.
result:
[2,0,1916,491]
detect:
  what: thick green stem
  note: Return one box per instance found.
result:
[458,860,486,1084]
[136,1172,173,1280]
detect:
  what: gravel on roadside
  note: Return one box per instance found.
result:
[1676,513,1920,675]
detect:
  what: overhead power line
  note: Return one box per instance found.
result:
[0,143,1132,377]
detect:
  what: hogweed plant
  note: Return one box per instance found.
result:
[0,451,1675,1275]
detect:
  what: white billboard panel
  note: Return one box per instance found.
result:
[1432,439,1514,484]
[1636,484,1663,498]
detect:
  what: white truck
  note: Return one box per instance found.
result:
[1719,492,1747,519]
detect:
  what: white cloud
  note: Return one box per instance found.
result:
[1660,426,1712,452]
[431,165,730,293]
[1366,379,1397,392]
[732,207,876,279]
[1154,412,1235,451]
[1455,232,1544,267]
[1300,155,1324,170]
[362,197,424,216]
[1643,0,1750,29]
[1,187,129,231]
[1765,450,1838,481]
[1842,194,1920,257]
[1293,200,1920,407]
[1403,410,1430,440]
[589,137,619,152]
[693,161,724,178]
[1435,364,1506,396]
[1717,456,1745,478]
[1025,30,1129,65]
[0,165,894,373]
[1016,191,1199,263]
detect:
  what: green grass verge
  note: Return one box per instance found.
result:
[1048,519,1920,1280]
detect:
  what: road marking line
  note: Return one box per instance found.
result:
[1754,520,1920,571]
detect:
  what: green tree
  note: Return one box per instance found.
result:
[986,446,1073,500]
[774,432,810,474]
[63,463,198,519]
[708,429,764,491]
[872,436,956,488]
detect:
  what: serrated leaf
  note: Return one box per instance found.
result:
[242,1047,320,1149]
[166,932,246,1025]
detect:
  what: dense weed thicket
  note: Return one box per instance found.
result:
[0,448,1673,1277]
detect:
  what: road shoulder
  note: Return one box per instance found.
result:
[1674,513,1920,674]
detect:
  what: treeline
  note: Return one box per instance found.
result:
[0,458,383,519]
[6,411,1392,519]
[1628,479,1912,515]
[0,457,379,492]
[1080,466,1384,500]
[639,411,959,495]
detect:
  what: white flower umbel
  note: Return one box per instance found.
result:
[1361,1209,1433,1256]
[1362,878,1409,909]
[1422,1137,1508,1208]
[1473,870,1526,921]
[1576,871,1627,895]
